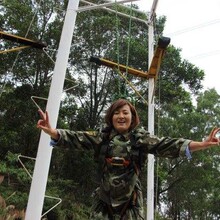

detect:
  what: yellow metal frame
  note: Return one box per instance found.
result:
[90,56,149,79]
[0,31,46,53]
[90,36,170,79]
[148,37,170,79]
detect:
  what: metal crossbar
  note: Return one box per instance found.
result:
[80,0,147,24]
[77,0,140,12]
[0,31,46,49]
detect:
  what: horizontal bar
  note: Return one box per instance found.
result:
[90,56,149,79]
[0,45,30,54]
[77,0,140,12]
[90,37,170,79]
[80,0,147,24]
[148,0,159,23]
[0,31,46,49]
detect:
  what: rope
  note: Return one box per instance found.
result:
[42,47,79,93]
[115,68,147,104]
[114,1,133,99]
[114,0,122,97]
[122,2,133,98]
[125,2,133,73]
[113,2,148,104]
[155,61,161,213]
[0,0,43,98]
[0,52,20,98]
[43,47,57,64]
[24,1,41,38]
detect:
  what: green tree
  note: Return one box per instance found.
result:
[156,89,220,219]
[1,0,219,219]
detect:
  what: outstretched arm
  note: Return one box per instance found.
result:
[189,127,220,152]
[36,109,101,150]
[37,109,60,140]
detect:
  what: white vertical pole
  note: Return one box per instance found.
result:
[147,0,158,219]
[25,1,80,219]
[147,21,155,220]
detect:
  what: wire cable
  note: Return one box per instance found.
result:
[0,0,43,98]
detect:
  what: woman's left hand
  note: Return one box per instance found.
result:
[204,127,220,146]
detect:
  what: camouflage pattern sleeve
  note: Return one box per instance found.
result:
[52,129,103,151]
[134,127,192,159]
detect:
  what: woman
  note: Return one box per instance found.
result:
[37,99,220,220]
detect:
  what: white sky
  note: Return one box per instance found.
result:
[136,0,220,94]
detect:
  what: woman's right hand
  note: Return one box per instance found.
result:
[37,109,59,140]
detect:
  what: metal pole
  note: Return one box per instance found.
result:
[77,0,139,12]
[147,1,159,219]
[147,22,155,220]
[25,0,79,219]
[80,0,147,24]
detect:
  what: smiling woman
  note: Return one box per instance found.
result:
[112,105,133,134]
[37,98,220,220]
[105,99,140,134]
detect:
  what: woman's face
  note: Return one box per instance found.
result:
[112,104,132,134]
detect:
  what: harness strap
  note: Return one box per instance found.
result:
[106,157,130,167]
[133,162,140,176]
[119,198,130,219]
[131,190,137,206]
[107,203,114,217]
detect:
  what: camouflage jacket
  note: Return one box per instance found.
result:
[52,127,191,207]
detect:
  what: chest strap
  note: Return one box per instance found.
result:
[105,157,130,167]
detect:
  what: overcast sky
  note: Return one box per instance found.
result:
[135,0,220,94]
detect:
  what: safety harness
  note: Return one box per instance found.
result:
[94,132,142,178]
[105,157,130,167]
[94,131,143,219]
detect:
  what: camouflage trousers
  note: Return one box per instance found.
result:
[89,186,144,220]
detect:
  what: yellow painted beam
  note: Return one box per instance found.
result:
[0,31,46,49]
[148,37,170,78]
[90,36,170,79]
[90,56,149,79]
[0,45,31,54]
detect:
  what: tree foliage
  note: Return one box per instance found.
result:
[0,0,220,219]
